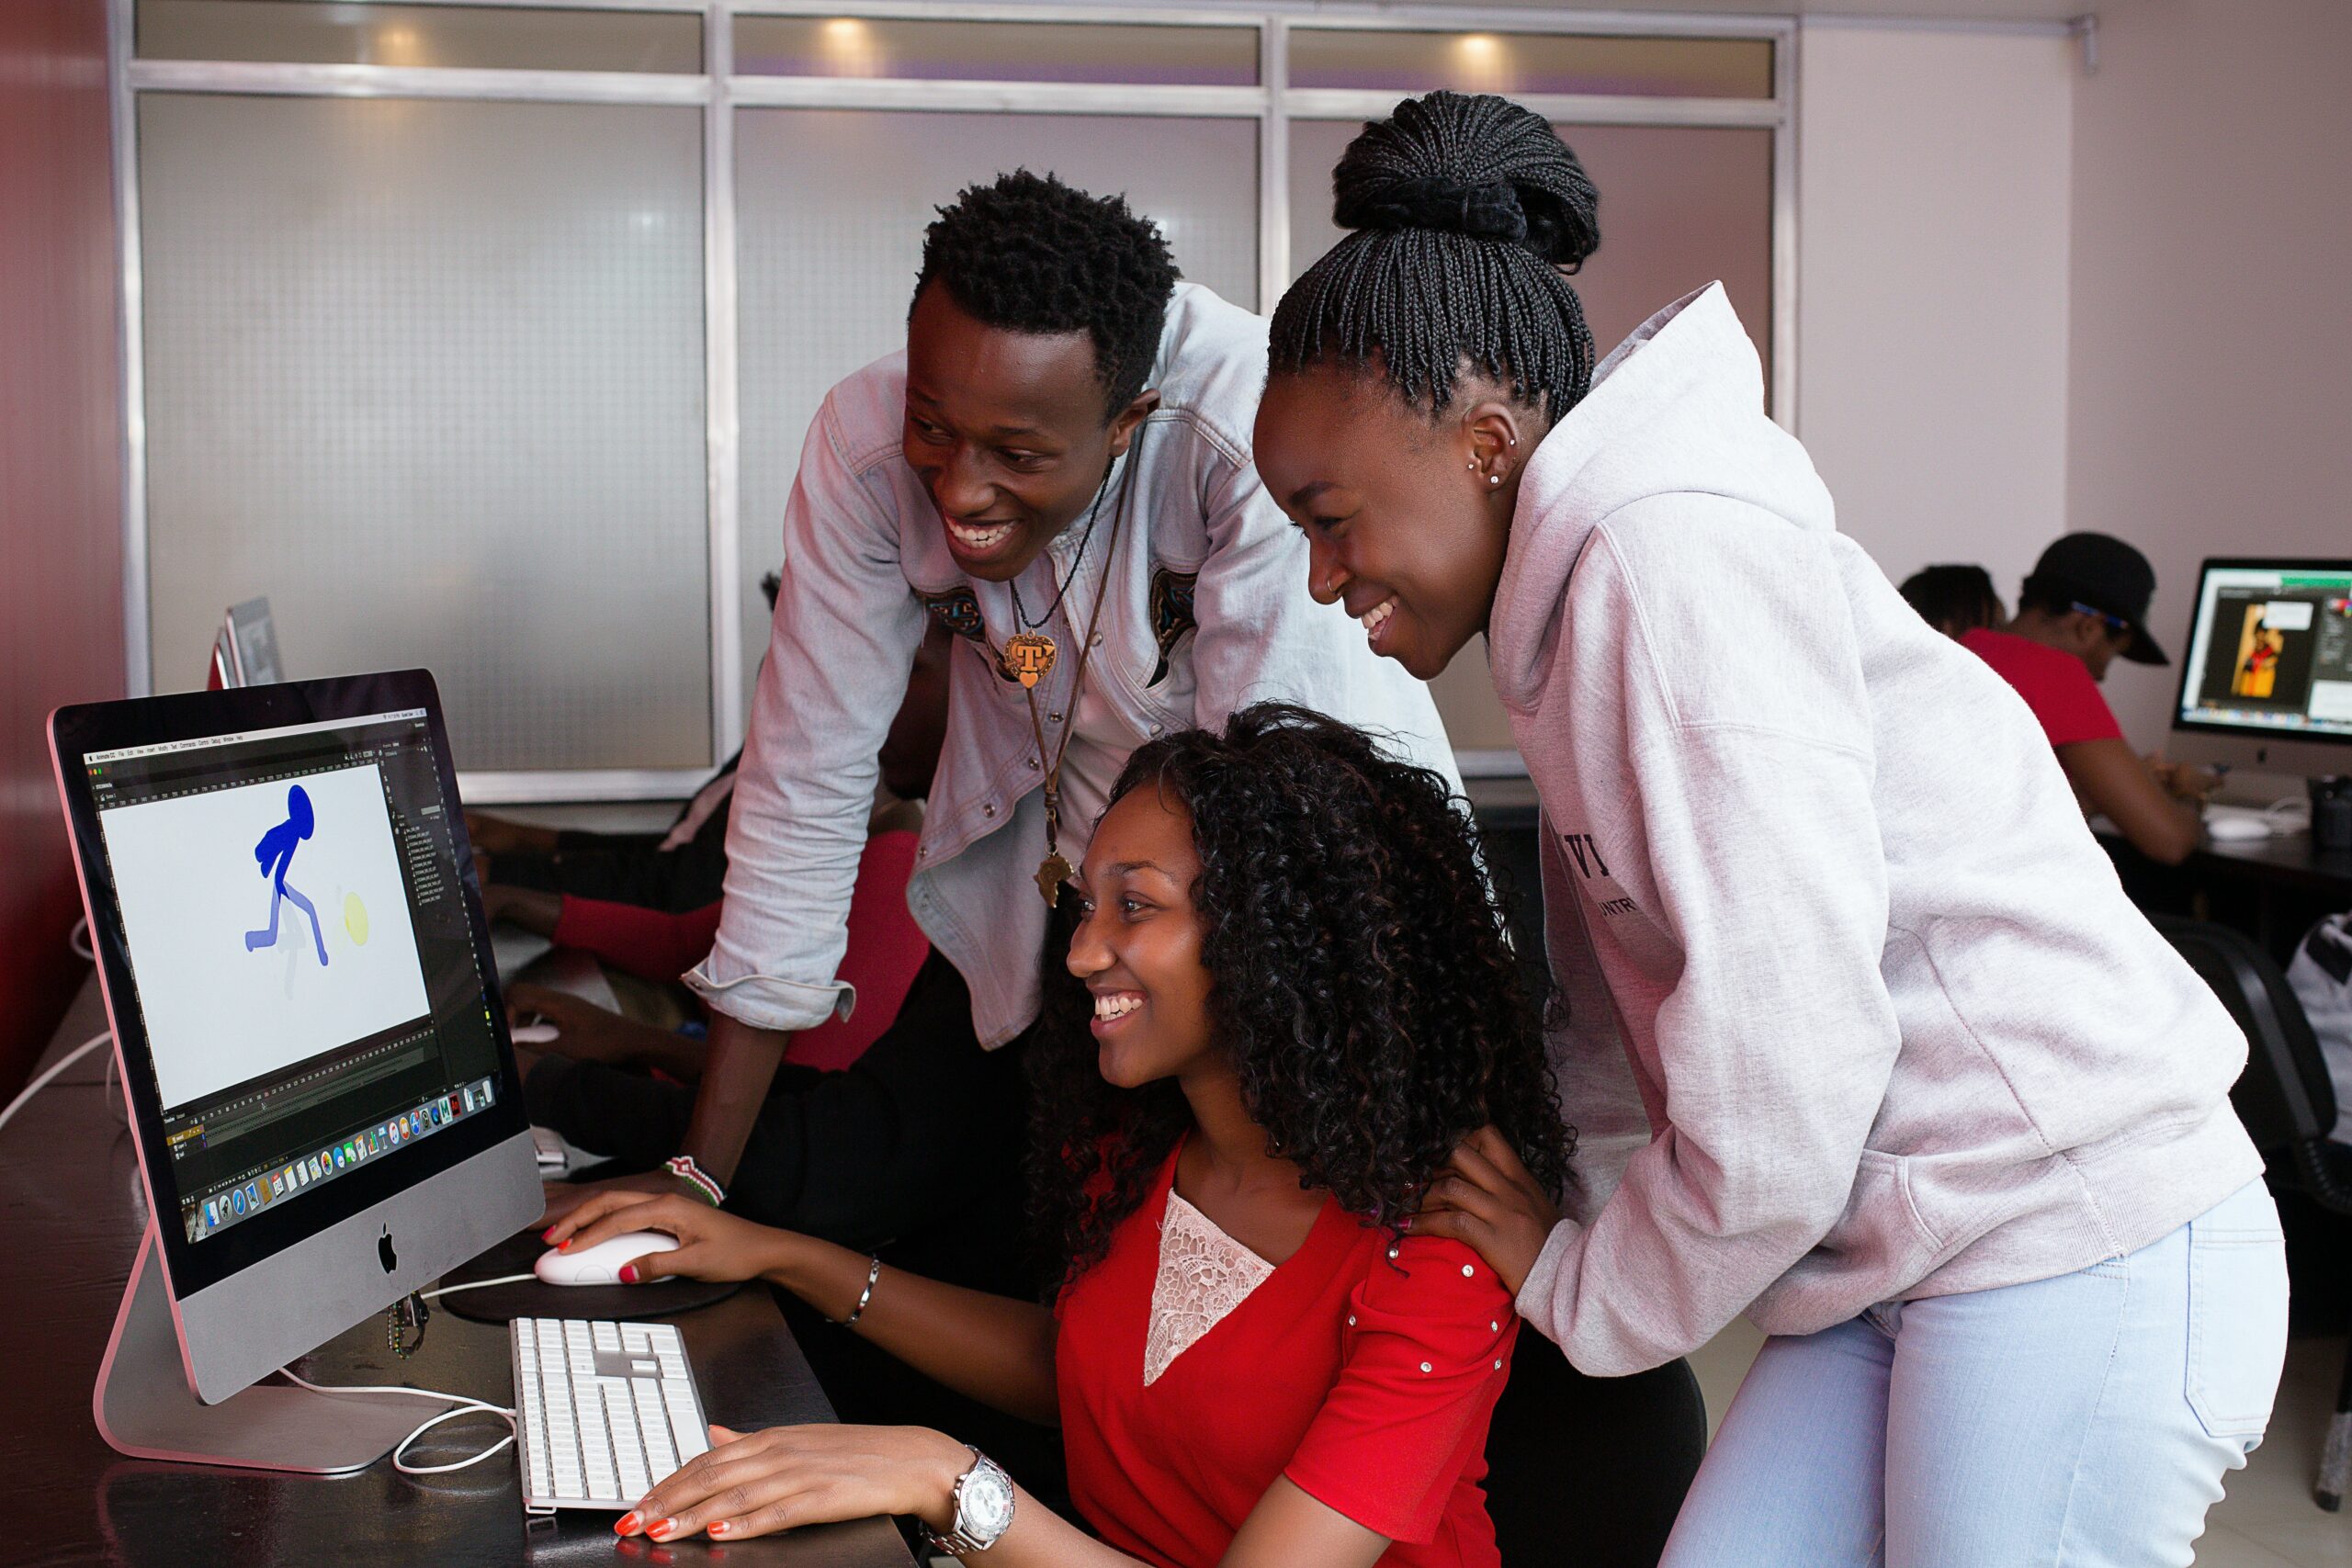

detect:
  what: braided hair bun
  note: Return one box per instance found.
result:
[1333,91,1600,270]
[1272,91,1601,421]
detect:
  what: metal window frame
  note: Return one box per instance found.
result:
[112,0,1798,799]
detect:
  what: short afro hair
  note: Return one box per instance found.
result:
[912,169,1180,421]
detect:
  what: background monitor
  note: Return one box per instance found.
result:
[51,671,537,1464]
[2169,558,2352,776]
[209,596,285,690]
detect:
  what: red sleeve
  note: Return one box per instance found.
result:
[786,829,926,1070]
[1283,1236,1517,1545]
[1962,629,2123,748]
[552,897,719,984]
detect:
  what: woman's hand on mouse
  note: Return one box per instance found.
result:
[1410,1124,1564,1296]
[544,1190,794,1286]
[616,1422,970,1544]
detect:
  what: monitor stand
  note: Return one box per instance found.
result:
[95,1224,447,1473]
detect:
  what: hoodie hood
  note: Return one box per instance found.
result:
[1487,283,1836,711]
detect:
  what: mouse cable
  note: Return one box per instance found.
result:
[420,1274,537,1301]
[0,1029,112,1139]
[275,1366,519,1476]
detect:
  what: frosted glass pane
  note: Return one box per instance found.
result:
[139,94,711,773]
[1290,119,1774,753]
[139,2,703,73]
[736,17,1256,85]
[1289,28,1772,99]
[734,109,1258,702]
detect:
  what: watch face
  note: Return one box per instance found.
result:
[964,1463,1015,1538]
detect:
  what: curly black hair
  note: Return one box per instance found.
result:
[1028,702,1571,1290]
[912,169,1180,420]
[1270,91,1600,423]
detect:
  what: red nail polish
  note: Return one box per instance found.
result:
[647,1518,675,1540]
[615,1512,640,1536]
[559,1238,573,1251]
[541,1227,555,1242]
[620,1264,639,1284]
[707,1521,729,1537]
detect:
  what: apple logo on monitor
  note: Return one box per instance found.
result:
[378,1224,398,1274]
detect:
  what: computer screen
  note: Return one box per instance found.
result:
[2174,559,2352,747]
[78,701,508,1269]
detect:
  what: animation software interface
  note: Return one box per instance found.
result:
[86,710,503,1246]
[2179,566,2352,740]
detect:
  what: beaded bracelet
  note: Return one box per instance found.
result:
[663,1154,725,1208]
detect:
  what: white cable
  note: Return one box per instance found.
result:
[276,1366,518,1476]
[0,1031,111,1138]
[420,1273,537,1301]
[69,917,93,962]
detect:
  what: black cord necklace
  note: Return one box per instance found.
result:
[998,450,1125,688]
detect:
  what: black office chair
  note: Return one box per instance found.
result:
[2152,915,2352,1508]
[1483,1334,1707,1566]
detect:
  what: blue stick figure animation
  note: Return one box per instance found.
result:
[244,784,329,966]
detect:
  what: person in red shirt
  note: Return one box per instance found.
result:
[1957,534,2212,864]
[550,704,1571,1564]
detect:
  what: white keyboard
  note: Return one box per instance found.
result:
[512,1316,712,1513]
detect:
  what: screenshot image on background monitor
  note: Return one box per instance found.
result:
[2181,566,2352,737]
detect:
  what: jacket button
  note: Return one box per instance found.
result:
[982,803,996,818]
[1091,633,1103,648]
[1048,712,1063,724]
[1346,1315,1356,1327]
[1149,723,1164,736]
[1462,1264,1475,1278]
[1419,1361,1433,1374]
[1028,757,1040,769]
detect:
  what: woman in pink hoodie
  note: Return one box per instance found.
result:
[1253,89,2286,1566]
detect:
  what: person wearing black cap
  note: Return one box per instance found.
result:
[1961,532,2212,863]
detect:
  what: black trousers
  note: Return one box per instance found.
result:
[1485,1336,1708,1567]
[497,822,730,913]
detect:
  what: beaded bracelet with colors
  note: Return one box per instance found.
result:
[664,1155,724,1208]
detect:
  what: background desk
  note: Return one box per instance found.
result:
[0,976,916,1568]
[2099,826,2352,958]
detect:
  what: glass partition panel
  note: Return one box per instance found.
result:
[734,17,1257,85]
[1290,118,1775,753]
[734,109,1259,700]
[139,94,712,773]
[1287,28,1772,100]
[137,2,704,73]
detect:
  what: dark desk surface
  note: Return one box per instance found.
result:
[2177,827,2352,897]
[1,978,915,1568]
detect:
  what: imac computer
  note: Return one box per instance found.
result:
[50,670,538,1472]
[2169,558,2352,777]
[209,596,286,690]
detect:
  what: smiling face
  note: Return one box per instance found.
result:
[1066,784,1216,1091]
[1252,362,1526,681]
[902,282,1157,581]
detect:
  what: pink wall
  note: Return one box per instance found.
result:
[0,0,124,1095]
[2068,0,2352,749]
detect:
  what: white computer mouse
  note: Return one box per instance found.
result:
[534,1230,680,1287]
[511,1021,560,1045]
[2205,813,2273,842]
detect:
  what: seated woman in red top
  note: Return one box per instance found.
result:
[548,703,1571,1565]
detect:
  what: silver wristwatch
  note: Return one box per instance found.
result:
[923,1445,1015,1557]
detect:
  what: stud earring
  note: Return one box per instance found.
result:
[1488,474,1501,486]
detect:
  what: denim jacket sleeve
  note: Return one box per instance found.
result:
[684,393,925,1032]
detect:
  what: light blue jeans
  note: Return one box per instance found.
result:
[1662,1180,2290,1567]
